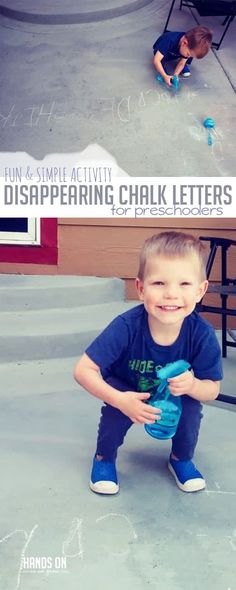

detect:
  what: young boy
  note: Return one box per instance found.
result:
[153,26,212,86]
[74,232,223,495]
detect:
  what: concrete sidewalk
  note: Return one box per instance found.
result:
[0,383,235,590]
[0,0,235,175]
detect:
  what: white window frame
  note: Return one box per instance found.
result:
[0,218,40,245]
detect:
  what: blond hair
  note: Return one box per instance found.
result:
[137,231,208,281]
[185,26,213,58]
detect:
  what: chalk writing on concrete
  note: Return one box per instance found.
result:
[188,114,224,164]
[215,481,222,490]
[98,90,198,123]
[95,512,138,557]
[0,524,38,590]
[1,506,235,589]
[0,103,66,128]
[227,530,236,552]
[186,528,236,542]
[0,512,138,589]
[204,489,236,495]
[62,517,84,559]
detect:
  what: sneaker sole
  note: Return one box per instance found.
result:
[168,462,206,492]
[181,72,191,77]
[89,480,119,495]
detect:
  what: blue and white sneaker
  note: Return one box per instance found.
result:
[181,65,191,77]
[90,457,119,495]
[168,456,206,492]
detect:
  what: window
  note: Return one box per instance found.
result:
[0,218,40,245]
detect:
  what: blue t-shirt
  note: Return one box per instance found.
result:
[85,305,223,394]
[153,31,185,58]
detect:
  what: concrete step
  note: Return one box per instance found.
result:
[0,357,78,398]
[0,0,154,24]
[0,0,162,41]
[0,300,135,362]
[1,353,235,405]
[0,275,125,311]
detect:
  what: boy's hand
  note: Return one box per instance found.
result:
[164,75,173,87]
[168,371,195,396]
[174,57,188,77]
[117,392,162,424]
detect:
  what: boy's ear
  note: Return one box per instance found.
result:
[196,279,208,303]
[135,277,144,300]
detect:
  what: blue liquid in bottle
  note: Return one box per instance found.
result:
[144,360,190,440]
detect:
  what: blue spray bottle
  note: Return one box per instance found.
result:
[156,74,179,92]
[144,360,190,440]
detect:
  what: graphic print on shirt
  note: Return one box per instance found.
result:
[128,358,163,395]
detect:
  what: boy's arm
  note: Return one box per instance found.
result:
[153,50,173,87]
[174,57,188,77]
[168,370,220,402]
[74,353,161,424]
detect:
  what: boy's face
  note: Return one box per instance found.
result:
[136,254,208,330]
[179,36,198,59]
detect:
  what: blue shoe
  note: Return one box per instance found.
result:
[90,457,119,495]
[181,65,191,77]
[168,456,206,492]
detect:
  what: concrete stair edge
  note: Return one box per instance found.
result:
[0,301,136,336]
[0,275,126,310]
[0,300,137,362]
[0,356,79,398]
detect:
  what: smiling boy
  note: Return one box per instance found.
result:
[74,232,223,495]
[153,26,213,85]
